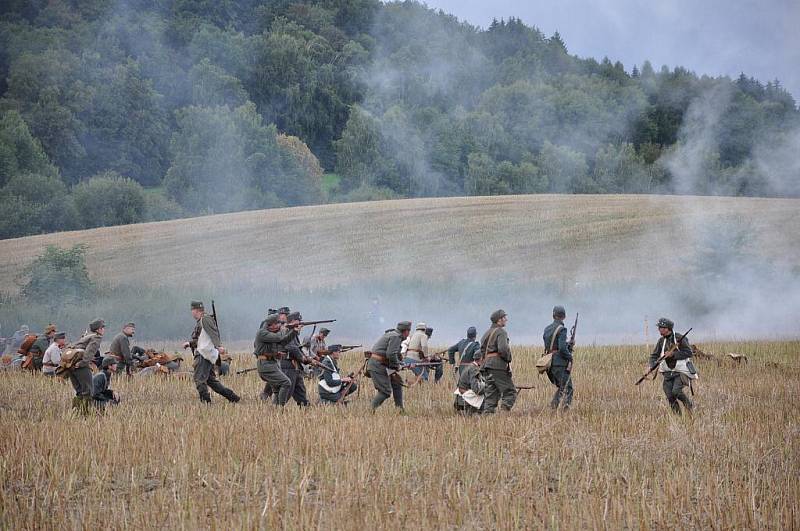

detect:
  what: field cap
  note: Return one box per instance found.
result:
[191,301,204,310]
[89,319,105,332]
[397,321,412,332]
[553,306,566,318]
[490,309,507,323]
[657,317,674,330]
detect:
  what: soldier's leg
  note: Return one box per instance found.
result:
[291,372,309,406]
[482,370,500,414]
[676,375,693,412]
[263,362,291,406]
[433,362,443,383]
[549,367,564,409]
[206,364,240,402]
[562,372,574,409]
[493,369,517,411]
[369,362,392,409]
[69,366,94,414]
[193,356,213,403]
[662,374,680,414]
[390,374,404,409]
[344,381,358,397]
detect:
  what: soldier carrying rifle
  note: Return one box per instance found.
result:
[647,318,696,415]
[368,321,411,412]
[543,306,575,411]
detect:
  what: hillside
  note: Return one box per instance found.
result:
[1,194,798,293]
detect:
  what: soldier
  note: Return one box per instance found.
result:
[544,306,574,411]
[369,321,411,411]
[649,318,695,415]
[108,322,135,375]
[69,319,106,414]
[480,309,516,414]
[424,327,444,383]
[308,328,330,360]
[42,331,66,376]
[28,324,56,371]
[93,356,121,407]
[254,313,294,405]
[277,307,290,325]
[453,349,486,415]
[183,301,240,404]
[404,323,429,385]
[446,326,481,376]
[9,325,30,352]
[280,311,310,407]
[317,344,357,404]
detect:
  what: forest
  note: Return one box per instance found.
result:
[1,0,797,238]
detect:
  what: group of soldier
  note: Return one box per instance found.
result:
[5,300,697,417]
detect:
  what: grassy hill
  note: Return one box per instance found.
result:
[1,194,798,292]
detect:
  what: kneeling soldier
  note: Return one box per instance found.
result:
[184,301,240,404]
[480,309,516,414]
[544,305,574,410]
[318,345,357,404]
[69,319,105,414]
[649,317,695,415]
[93,356,121,407]
[254,313,294,405]
[453,350,485,415]
[369,321,411,411]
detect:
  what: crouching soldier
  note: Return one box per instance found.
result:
[649,318,695,415]
[453,350,485,415]
[184,301,240,404]
[69,319,106,414]
[93,356,121,407]
[318,345,357,404]
[368,321,411,411]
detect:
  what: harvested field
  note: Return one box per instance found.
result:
[0,194,798,291]
[1,340,798,529]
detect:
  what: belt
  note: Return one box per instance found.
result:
[370,353,388,365]
[484,352,501,359]
[257,352,284,361]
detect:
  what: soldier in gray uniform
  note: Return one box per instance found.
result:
[28,324,56,371]
[480,309,516,414]
[69,319,106,414]
[183,301,240,404]
[254,313,294,405]
[93,356,121,407]
[446,326,481,376]
[280,311,310,407]
[649,317,694,415]
[368,321,411,411]
[108,323,135,375]
[317,345,357,404]
[544,305,574,410]
[454,349,485,415]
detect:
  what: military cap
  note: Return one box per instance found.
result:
[467,326,477,338]
[425,327,433,337]
[101,356,117,369]
[265,314,281,326]
[320,328,330,335]
[268,308,278,315]
[657,317,674,330]
[490,309,507,323]
[278,306,291,314]
[54,332,66,340]
[45,324,57,334]
[89,319,105,332]
[328,344,342,352]
[415,322,427,331]
[191,301,204,310]
[396,321,412,332]
[287,311,302,322]
[124,322,135,329]
[553,305,566,318]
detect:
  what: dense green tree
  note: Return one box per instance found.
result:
[71,171,147,228]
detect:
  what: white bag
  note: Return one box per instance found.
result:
[197,327,219,365]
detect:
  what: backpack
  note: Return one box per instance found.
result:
[18,334,38,370]
[55,348,85,376]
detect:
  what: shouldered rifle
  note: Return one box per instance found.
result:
[568,313,579,348]
[286,319,336,328]
[211,300,219,328]
[635,327,692,385]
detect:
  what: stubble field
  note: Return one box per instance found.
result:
[1,340,798,529]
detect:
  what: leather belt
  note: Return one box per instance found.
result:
[370,353,388,365]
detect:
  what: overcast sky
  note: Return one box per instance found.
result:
[419,0,800,100]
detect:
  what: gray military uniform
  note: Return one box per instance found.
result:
[454,363,485,415]
[649,333,694,414]
[368,330,404,410]
[189,315,239,404]
[254,327,295,405]
[109,332,133,374]
[543,319,574,409]
[480,324,516,413]
[70,332,102,400]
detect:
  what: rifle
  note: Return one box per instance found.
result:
[285,319,336,328]
[340,345,362,352]
[515,384,536,391]
[568,313,579,348]
[211,300,219,328]
[236,367,258,375]
[635,327,692,385]
[336,356,369,404]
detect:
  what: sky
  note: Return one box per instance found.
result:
[419,0,800,100]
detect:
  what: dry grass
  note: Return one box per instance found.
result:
[1,194,798,292]
[1,341,798,529]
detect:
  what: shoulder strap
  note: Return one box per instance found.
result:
[548,325,564,353]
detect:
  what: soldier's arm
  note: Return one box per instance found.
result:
[201,316,222,347]
[496,331,511,361]
[557,327,572,361]
[386,335,402,368]
[673,335,693,360]
[446,342,461,364]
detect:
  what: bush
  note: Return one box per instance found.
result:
[71,172,146,228]
[20,244,94,307]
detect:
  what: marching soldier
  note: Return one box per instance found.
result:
[28,324,56,371]
[281,311,310,407]
[447,326,481,376]
[544,306,574,410]
[69,319,106,414]
[454,349,485,415]
[254,313,294,405]
[649,318,695,415]
[480,310,516,414]
[317,344,357,404]
[368,321,411,411]
[183,301,240,404]
[108,322,135,375]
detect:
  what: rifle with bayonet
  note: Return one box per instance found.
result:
[635,327,692,385]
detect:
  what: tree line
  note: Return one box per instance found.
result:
[0,0,796,239]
